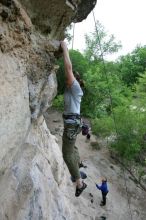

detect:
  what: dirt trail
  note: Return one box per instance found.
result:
[45,109,146,220]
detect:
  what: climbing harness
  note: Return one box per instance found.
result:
[92,8,133,220]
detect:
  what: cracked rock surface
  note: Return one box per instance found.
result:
[0,0,97,219]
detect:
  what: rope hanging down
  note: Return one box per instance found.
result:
[92,9,133,220]
[92,10,118,135]
[72,23,75,49]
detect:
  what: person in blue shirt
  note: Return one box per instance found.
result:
[96,177,109,206]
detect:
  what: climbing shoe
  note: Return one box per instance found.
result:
[75,182,87,197]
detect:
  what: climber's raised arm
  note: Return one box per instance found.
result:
[60,41,87,197]
[60,41,75,87]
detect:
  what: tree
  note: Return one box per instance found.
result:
[81,60,131,118]
[118,45,146,86]
[69,50,89,77]
[134,71,146,108]
[84,20,122,61]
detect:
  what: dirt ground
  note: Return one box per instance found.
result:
[45,108,146,220]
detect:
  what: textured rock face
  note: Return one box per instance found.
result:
[0,53,30,169]
[0,0,96,219]
[0,118,74,220]
[19,0,97,37]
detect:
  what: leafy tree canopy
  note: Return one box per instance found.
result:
[84,20,122,61]
[118,45,146,86]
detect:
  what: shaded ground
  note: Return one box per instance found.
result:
[45,108,146,220]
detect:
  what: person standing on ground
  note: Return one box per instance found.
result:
[60,41,87,197]
[95,177,109,206]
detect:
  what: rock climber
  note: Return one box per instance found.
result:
[60,41,87,197]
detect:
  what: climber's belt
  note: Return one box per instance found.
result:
[63,114,81,120]
[63,114,82,139]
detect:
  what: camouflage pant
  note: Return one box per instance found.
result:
[62,119,82,180]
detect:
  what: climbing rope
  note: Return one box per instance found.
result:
[92,10,118,135]
[92,8,133,220]
[72,23,75,49]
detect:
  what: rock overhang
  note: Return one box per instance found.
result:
[18,0,97,38]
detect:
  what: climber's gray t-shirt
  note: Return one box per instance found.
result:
[64,79,83,115]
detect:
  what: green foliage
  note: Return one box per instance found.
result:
[52,95,64,111]
[81,66,107,117]
[69,50,89,77]
[91,116,115,136]
[91,105,146,161]
[118,45,146,86]
[84,20,122,61]
[81,62,132,118]
[111,106,146,160]
[134,71,146,108]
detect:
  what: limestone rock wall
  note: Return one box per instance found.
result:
[0,0,97,219]
[0,118,76,220]
[18,0,97,37]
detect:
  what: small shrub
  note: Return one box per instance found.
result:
[91,116,114,137]
[52,95,64,111]
[91,105,146,161]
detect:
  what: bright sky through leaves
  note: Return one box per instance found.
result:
[69,0,146,60]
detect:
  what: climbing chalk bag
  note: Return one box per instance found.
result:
[82,123,89,136]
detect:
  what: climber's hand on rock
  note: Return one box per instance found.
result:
[60,41,68,51]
